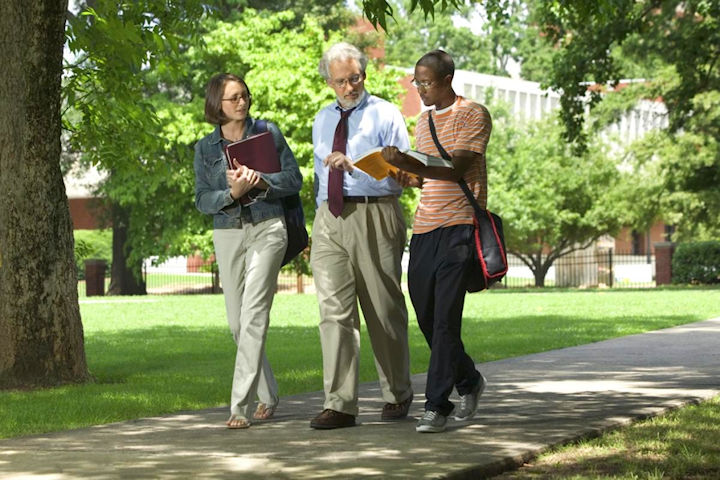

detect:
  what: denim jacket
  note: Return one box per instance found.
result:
[194,117,303,229]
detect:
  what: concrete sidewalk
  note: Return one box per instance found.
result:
[2,317,719,479]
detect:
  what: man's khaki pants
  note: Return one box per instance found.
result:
[310,200,413,416]
[213,217,286,419]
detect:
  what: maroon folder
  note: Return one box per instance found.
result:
[224,131,279,206]
[223,131,280,173]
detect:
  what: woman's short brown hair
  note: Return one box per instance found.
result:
[204,73,252,125]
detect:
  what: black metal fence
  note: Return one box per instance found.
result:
[142,260,314,295]
[500,248,656,289]
[126,248,657,295]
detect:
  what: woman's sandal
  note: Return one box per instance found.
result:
[252,402,277,420]
[226,415,251,429]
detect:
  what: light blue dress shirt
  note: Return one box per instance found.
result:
[312,92,411,207]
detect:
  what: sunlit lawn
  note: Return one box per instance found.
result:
[493,394,720,480]
[1,287,719,440]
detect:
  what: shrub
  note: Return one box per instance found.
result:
[672,241,720,285]
[74,230,112,279]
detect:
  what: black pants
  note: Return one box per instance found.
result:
[408,224,481,416]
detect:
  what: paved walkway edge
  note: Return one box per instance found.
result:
[1,317,718,479]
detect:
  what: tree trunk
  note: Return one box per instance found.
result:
[0,0,90,388]
[107,203,146,295]
[534,265,547,287]
[531,252,547,287]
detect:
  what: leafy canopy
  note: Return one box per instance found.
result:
[65,5,411,268]
[487,98,625,286]
[359,0,720,239]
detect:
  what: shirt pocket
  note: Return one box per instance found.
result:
[204,154,229,191]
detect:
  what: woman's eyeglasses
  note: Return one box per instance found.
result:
[222,93,251,104]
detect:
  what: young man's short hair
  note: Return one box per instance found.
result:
[416,50,455,79]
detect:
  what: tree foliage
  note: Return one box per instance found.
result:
[528,1,720,238]
[361,0,720,239]
[532,2,714,143]
[487,101,625,286]
[65,4,410,275]
[625,106,720,241]
[209,0,354,31]
[64,0,207,292]
[509,0,555,82]
[362,0,471,31]
[380,0,538,76]
[382,1,493,74]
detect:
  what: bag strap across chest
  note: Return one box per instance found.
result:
[427,112,484,218]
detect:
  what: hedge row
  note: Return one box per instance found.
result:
[672,241,720,285]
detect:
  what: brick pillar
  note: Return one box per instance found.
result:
[654,242,675,285]
[186,254,204,273]
[84,259,107,296]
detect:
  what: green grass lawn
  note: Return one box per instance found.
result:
[493,394,720,479]
[2,288,719,440]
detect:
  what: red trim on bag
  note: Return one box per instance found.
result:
[486,210,508,277]
[473,211,508,280]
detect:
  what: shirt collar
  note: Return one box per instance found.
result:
[434,96,459,115]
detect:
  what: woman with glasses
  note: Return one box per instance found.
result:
[193,73,303,429]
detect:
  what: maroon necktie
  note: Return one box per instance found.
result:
[328,107,355,217]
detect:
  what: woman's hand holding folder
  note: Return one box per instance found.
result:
[226,162,260,200]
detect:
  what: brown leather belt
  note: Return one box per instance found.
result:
[343,195,397,204]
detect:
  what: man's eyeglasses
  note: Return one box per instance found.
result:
[331,74,364,88]
[222,93,251,104]
[411,79,435,90]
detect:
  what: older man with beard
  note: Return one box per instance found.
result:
[309,42,413,430]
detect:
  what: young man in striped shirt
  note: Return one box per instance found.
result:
[383,50,491,433]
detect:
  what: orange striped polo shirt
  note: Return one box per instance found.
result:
[413,96,492,234]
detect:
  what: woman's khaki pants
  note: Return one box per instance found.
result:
[213,217,286,419]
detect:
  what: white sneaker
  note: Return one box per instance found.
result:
[416,410,449,433]
[455,374,486,421]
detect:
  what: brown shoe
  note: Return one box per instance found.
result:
[381,395,412,421]
[310,409,356,429]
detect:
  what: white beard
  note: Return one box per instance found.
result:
[337,90,365,109]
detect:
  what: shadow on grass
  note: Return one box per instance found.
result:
[1,308,713,439]
[0,324,322,439]
[2,359,718,479]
